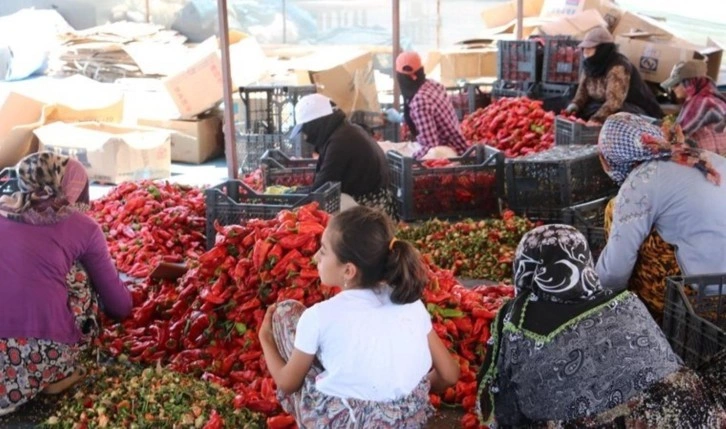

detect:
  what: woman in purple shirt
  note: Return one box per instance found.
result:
[0,152,132,416]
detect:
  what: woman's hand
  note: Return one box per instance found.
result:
[258,304,276,345]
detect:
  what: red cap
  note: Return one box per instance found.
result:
[395,51,423,79]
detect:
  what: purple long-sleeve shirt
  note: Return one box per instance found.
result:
[0,211,132,344]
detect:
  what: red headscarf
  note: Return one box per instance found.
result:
[677,77,726,138]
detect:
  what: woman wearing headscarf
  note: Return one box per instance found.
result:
[386,51,469,159]
[0,152,131,415]
[596,113,726,309]
[476,224,726,428]
[566,27,663,125]
[661,60,726,155]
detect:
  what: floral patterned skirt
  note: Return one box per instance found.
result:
[272,300,434,428]
[0,263,96,416]
[604,198,681,322]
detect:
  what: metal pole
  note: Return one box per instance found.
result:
[516,0,524,40]
[217,0,238,179]
[393,0,401,111]
[145,0,150,23]
[282,0,287,44]
[436,0,441,50]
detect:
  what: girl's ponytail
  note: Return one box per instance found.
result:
[384,239,427,304]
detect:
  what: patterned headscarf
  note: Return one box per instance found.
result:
[0,152,89,225]
[598,112,721,185]
[513,224,607,303]
[678,76,726,138]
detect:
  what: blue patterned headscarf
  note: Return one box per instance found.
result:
[597,113,671,184]
[598,112,721,185]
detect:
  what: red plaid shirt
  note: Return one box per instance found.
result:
[690,125,726,156]
[410,80,469,159]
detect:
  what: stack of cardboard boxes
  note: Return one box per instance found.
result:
[425,0,721,88]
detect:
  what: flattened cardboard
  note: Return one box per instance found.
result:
[537,9,608,39]
[294,49,379,115]
[612,11,674,39]
[431,48,498,86]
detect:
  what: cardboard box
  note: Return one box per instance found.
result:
[138,112,223,164]
[429,47,498,86]
[540,0,622,32]
[0,76,125,168]
[480,0,544,34]
[538,9,608,39]
[611,11,674,39]
[615,35,723,84]
[162,33,268,119]
[294,49,379,115]
[34,122,171,184]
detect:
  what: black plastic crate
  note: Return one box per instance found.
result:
[491,80,537,99]
[562,197,609,260]
[237,85,317,134]
[260,149,317,188]
[555,117,602,146]
[542,38,582,84]
[446,86,470,121]
[505,145,618,213]
[662,275,726,369]
[537,83,577,113]
[538,83,578,100]
[0,168,18,196]
[235,133,286,174]
[465,83,493,116]
[205,180,340,249]
[497,40,541,83]
[387,145,504,221]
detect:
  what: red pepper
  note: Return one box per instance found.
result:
[187,311,210,340]
[277,233,313,250]
[270,249,303,278]
[266,414,295,429]
[202,410,224,429]
[253,240,272,270]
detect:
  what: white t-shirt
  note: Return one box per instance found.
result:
[294,286,433,401]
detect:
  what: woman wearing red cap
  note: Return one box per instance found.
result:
[388,51,469,159]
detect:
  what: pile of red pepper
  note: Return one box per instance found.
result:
[88,181,206,278]
[422,260,513,428]
[397,211,535,282]
[460,97,556,158]
[96,200,513,428]
[101,204,336,428]
[265,170,315,188]
[408,158,500,219]
[241,169,264,192]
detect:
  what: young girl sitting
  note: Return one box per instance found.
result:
[259,206,460,428]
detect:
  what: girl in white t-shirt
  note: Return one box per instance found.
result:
[259,206,460,428]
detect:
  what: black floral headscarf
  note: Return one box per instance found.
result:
[513,224,608,303]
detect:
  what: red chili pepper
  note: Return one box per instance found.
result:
[202,410,224,429]
[266,414,295,429]
[187,311,210,340]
